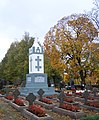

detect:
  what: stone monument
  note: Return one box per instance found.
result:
[20,40,55,96]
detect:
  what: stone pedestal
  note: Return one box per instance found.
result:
[20,73,56,96]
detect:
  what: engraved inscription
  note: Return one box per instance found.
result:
[27,77,31,82]
[35,77,44,82]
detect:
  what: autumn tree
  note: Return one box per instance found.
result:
[44,14,98,85]
[88,43,99,84]
[44,52,62,86]
[88,0,99,30]
[86,0,99,84]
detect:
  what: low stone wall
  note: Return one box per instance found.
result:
[9,101,28,112]
[80,104,99,112]
[22,109,53,120]
[35,100,56,110]
[53,107,86,119]
[2,97,13,103]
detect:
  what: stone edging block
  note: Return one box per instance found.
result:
[34,100,55,110]
[22,109,53,120]
[80,104,99,112]
[9,101,28,112]
[2,97,13,103]
[53,107,86,119]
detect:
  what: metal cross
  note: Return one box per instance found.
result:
[83,90,89,104]
[13,89,20,101]
[35,56,41,71]
[58,90,66,107]
[26,93,36,106]
[37,89,45,100]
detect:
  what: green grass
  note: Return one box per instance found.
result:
[80,115,99,120]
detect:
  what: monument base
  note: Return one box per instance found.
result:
[20,73,56,96]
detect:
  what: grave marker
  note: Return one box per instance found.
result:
[26,93,36,106]
[83,90,89,104]
[85,85,89,90]
[13,89,20,101]
[93,87,97,97]
[6,87,10,96]
[37,88,45,100]
[58,91,66,107]
[89,84,93,91]
[14,79,21,86]
[21,81,26,87]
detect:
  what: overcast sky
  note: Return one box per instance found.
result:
[0,0,94,62]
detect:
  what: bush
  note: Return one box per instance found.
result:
[41,98,53,104]
[64,98,74,103]
[28,104,46,117]
[5,95,14,100]
[80,115,99,120]
[60,104,79,112]
[14,98,24,106]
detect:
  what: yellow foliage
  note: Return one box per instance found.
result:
[44,14,98,84]
[63,73,70,83]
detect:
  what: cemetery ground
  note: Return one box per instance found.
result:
[0,97,98,120]
[0,87,99,120]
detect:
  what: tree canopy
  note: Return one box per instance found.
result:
[89,0,99,30]
[44,14,98,85]
[0,32,34,84]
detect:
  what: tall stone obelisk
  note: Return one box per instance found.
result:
[20,40,55,96]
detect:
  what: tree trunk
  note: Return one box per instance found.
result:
[79,70,86,89]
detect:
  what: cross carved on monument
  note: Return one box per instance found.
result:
[30,57,33,72]
[35,56,41,71]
